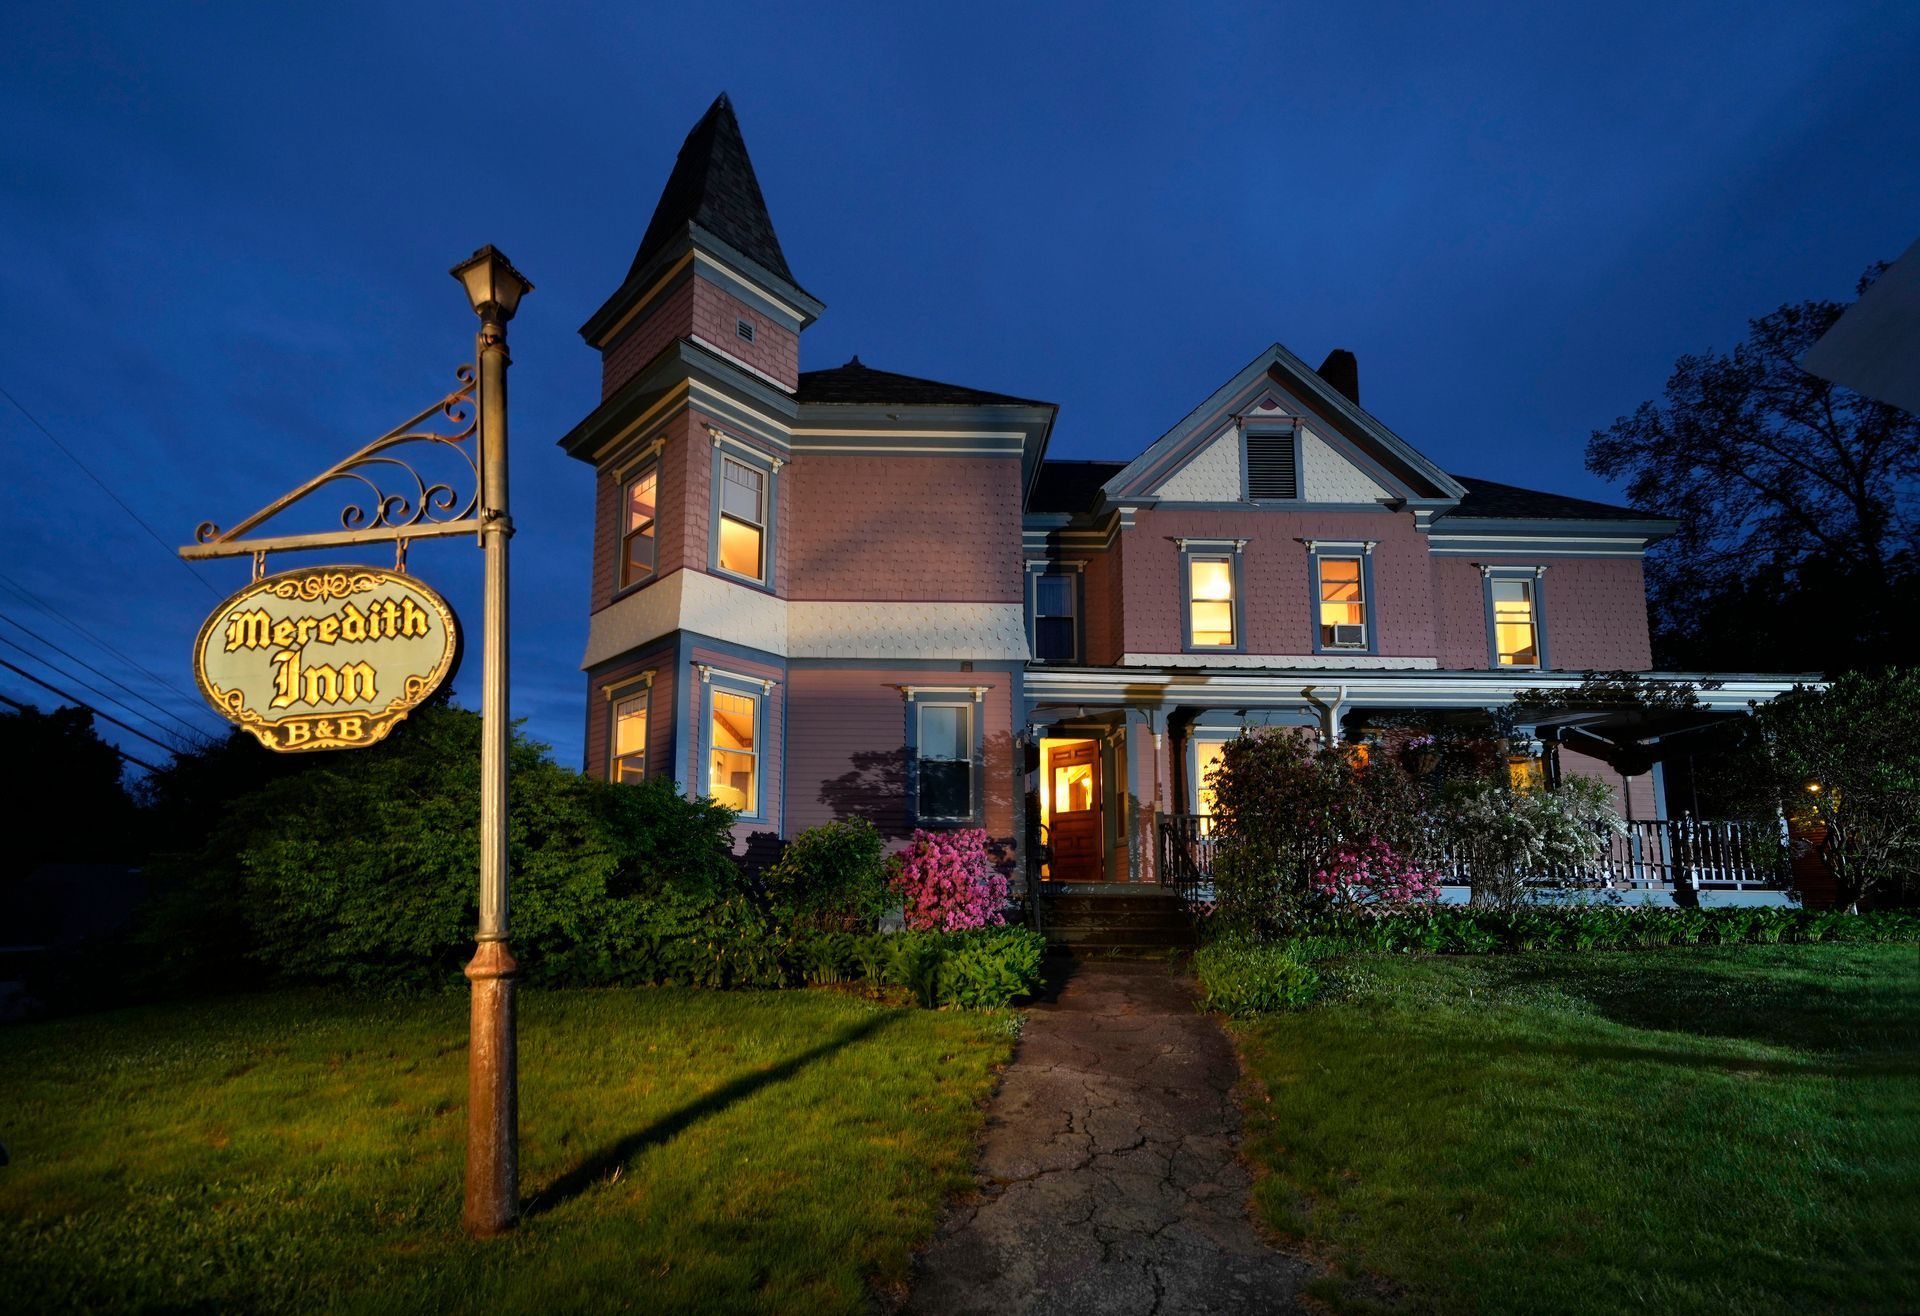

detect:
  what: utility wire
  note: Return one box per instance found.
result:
[0,568,209,712]
[0,657,183,760]
[0,632,196,750]
[0,380,219,597]
[0,690,164,774]
[0,611,216,742]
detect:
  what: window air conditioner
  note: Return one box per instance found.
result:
[1331,623,1366,648]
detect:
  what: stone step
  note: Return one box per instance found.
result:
[1043,924,1196,949]
[1041,908,1194,932]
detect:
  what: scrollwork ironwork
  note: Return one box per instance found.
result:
[194,364,480,545]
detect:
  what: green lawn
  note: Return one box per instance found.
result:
[1233,943,1920,1315]
[0,986,1015,1314]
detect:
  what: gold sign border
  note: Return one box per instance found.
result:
[192,566,461,753]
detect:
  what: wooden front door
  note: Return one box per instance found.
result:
[1048,742,1104,882]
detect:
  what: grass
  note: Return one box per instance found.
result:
[1232,943,1920,1314]
[0,986,1016,1314]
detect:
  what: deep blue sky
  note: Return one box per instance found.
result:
[4,2,1917,773]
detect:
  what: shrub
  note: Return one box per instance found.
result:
[1437,775,1624,909]
[1193,938,1324,1016]
[1286,905,1920,956]
[762,818,892,931]
[1310,837,1441,913]
[783,926,1045,1008]
[138,705,754,990]
[891,828,1008,932]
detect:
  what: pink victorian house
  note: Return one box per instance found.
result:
[560,95,1800,901]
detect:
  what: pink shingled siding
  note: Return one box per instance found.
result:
[785,667,1016,845]
[690,280,797,390]
[1431,557,1494,669]
[582,651,676,785]
[589,406,707,613]
[786,454,1022,602]
[600,278,695,400]
[688,648,785,845]
[1076,543,1124,666]
[1118,508,1439,657]
[1560,744,1659,821]
[1541,559,1654,670]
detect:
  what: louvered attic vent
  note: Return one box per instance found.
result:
[1246,432,1298,500]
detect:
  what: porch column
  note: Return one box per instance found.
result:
[1123,709,1165,884]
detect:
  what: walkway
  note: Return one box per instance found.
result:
[905,960,1313,1315]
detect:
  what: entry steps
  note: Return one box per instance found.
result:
[1038,886,1196,955]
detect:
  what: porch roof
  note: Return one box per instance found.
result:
[1022,666,1814,714]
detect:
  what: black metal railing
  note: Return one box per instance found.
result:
[1155,814,1789,896]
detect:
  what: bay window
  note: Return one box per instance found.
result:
[715,453,768,584]
[620,465,657,589]
[611,691,648,783]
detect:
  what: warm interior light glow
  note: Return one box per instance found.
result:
[1189,557,1235,646]
[613,696,647,783]
[1492,578,1538,666]
[1194,739,1228,819]
[717,516,762,578]
[708,689,757,813]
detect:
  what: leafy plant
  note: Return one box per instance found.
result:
[1193,938,1324,1015]
[762,818,893,930]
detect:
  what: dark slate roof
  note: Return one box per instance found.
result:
[628,93,795,286]
[797,357,1053,407]
[1446,475,1667,522]
[1028,460,1127,513]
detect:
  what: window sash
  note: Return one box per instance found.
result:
[708,687,760,814]
[1032,572,1076,661]
[621,468,658,588]
[1317,556,1367,646]
[1491,579,1539,666]
[611,693,648,783]
[917,702,974,820]
[717,456,767,581]
[1187,556,1236,648]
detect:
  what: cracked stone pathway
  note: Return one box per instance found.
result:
[905,960,1314,1315]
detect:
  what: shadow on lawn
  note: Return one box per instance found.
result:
[1475,955,1920,1057]
[523,1010,903,1218]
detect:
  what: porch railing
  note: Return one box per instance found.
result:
[1156,814,1789,897]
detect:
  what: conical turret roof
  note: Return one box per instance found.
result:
[628,92,795,286]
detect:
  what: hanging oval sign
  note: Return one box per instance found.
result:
[193,566,461,752]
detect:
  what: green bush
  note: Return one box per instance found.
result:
[140,705,755,990]
[1193,939,1324,1015]
[761,818,893,930]
[784,926,1046,1009]
[1288,905,1920,956]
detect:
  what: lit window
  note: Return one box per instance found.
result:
[1188,556,1236,647]
[917,702,974,820]
[1194,740,1228,818]
[708,687,758,814]
[1317,556,1367,649]
[621,467,657,588]
[1052,759,1094,813]
[1508,754,1545,791]
[611,692,648,783]
[717,456,766,582]
[1492,578,1540,666]
[1033,572,1077,662]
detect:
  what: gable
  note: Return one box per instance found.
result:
[1110,344,1467,507]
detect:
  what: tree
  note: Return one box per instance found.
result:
[1587,264,1920,673]
[1732,669,1920,911]
[0,704,140,878]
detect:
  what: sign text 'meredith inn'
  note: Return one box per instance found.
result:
[223,594,435,709]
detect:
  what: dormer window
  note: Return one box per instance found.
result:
[620,465,658,589]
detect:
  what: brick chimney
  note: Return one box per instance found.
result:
[1317,348,1360,406]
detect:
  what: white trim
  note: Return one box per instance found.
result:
[696,662,776,693]
[689,334,793,394]
[897,685,991,702]
[601,669,656,700]
[692,249,808,322]
[1122,653,1434,670]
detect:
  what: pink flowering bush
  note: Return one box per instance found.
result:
[1309,837,1441,914]
[891,828,1009,931]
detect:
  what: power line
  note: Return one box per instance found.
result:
[0,690,164,774]
[0,379,219,597]
[0,632,197,749]
[0,611,216,742]
[0,568,209,712]
[0,657,184,760]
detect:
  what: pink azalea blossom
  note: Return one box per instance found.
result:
[892,828,1009,931]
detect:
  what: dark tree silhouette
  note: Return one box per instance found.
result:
[1587,263,1920,673]
[0,704,140,878]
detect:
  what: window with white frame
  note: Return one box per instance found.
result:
[716,455,766,582]
[611,690,648,783]
[1032,571,1077,662]
[1317,555,1368,649]
[916,701,974,821]
[707,685,759,814]
[620,465,658,589]
[1187,555,1237,648]
[1491,576,1541,667]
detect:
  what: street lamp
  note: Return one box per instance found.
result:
[451,244,532,1237]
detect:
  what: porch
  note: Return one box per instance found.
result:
[1155,813,1795,905]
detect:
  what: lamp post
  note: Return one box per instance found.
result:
[450,244,533,1237]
